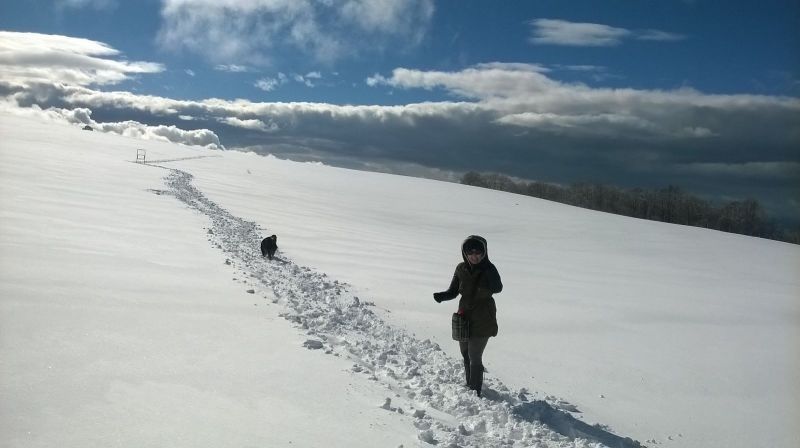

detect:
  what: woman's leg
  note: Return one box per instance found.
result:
[459,341,470,385]
[467,337,489,396]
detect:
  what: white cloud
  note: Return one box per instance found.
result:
[368,65,800,143]
[369,65,562,99]
[529,19,630,46]
[157,0,435,65]
[293,72,322,87]
[7,55,796,150]
[366,73,387,87]
[185,69,195,76]
[214,64,250,73]
[0,31,164,87]
[474,62,551,73]
[11,61,787,153]
[339,0,434,44]
[255,78,280,92]
[34,65,794,169]
[99,121,224,149]
[255,73,288,91]
[257,71,324,89]
[219,116,279,132]
[528,19,685,47]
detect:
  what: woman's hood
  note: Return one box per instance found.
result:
[461,235,489,264]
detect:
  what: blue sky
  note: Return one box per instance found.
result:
[1,0,798,223]
[3,0,797,102]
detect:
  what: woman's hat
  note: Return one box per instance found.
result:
[463,238,485,254]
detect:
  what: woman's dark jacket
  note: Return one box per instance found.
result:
[435,236,503,338]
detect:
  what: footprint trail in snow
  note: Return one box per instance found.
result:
[161,168,643,448]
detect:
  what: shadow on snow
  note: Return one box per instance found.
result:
[512,401,644,448]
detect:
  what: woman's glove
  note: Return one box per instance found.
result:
[433,292,446,303]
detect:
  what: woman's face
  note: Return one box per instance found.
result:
[465,249,485,265]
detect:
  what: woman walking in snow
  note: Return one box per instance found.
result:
[433,235,503,397]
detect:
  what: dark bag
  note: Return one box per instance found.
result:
[452,313,469,341]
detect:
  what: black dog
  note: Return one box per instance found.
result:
[260,235,278,260]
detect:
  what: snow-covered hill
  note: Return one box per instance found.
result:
[1,113,798,447]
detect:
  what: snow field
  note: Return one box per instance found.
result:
[0,116,415,447]
[162,168,623,447]
[184,149,800,448]
[2,113,799,447]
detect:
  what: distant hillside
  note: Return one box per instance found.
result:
[461,171,800,244]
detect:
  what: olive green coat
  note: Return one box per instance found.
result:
[436,237,503,337]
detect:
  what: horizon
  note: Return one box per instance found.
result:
[1,0,798,223]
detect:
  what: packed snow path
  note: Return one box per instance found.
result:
[156,167,644,448]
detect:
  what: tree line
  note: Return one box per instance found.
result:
[460,171,800,244]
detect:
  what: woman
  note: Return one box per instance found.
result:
[433,235,503,397]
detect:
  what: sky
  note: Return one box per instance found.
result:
[0,0,799,223]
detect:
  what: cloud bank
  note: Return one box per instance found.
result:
[0,101,223,149]
[1,31,798,223]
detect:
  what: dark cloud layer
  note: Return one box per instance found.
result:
[1,32,798,224]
